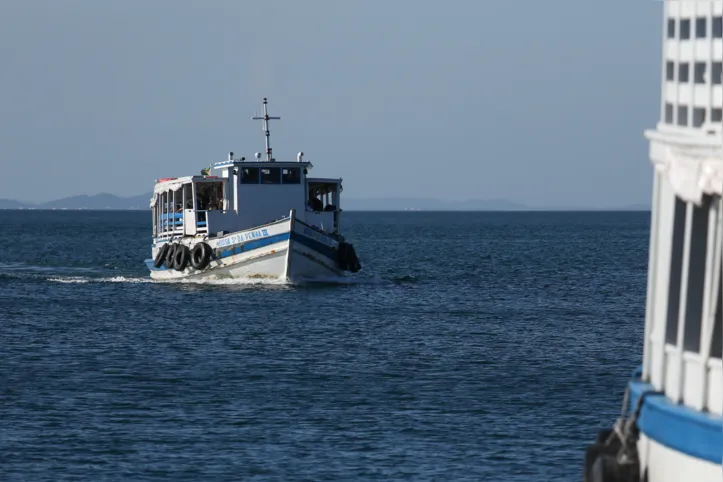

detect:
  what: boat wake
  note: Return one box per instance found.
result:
[1,262,386,287]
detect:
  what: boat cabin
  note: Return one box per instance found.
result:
[151,154,344,240]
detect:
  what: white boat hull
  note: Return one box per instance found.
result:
[146,210,351,282]
[638,434,721,482]
[584,377,722,481]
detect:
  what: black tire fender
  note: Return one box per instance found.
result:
[190,242,212,270]
[174,245,190,271]
[153,243,169,269]
[165,244,177,269]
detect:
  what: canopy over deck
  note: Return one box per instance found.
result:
[150,175,222,207]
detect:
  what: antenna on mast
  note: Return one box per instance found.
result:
[252,97,280,162]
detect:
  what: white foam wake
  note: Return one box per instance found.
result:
[45,273,384,287]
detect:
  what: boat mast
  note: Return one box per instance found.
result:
[252,97,280,162]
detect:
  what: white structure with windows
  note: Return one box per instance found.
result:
[145,98,362,281]
[584,2,722,481]
[663,0,723,128]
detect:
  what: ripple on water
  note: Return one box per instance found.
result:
[0,210,649,481]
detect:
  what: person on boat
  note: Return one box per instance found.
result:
[308,191,323,211]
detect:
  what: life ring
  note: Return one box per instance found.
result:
[174,245,190,271]
[153,244,169,268]
[164,244,177,269]
[190,242,212,270]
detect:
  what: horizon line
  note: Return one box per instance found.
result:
[0,207,652,213]
[0,192,652,210]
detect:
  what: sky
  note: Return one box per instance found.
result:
[0,0,662,207]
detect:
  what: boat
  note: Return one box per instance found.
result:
[145,98,362,282]
[583,2,722,481]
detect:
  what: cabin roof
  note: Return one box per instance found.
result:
[213,160,313,170]
[307,177,342,184]
[153,175,223,194]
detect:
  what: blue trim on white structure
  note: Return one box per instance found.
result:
[146,233,291,272]
[290,231,337,260]
[147,226,340,272]
[216,233,290,258]
[145,258,167,271]
[628,379,723,464]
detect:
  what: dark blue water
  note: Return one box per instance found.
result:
[0,210,649,481]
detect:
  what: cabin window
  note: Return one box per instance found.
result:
[677,105,688,126]
[307,183,339,212]
[241,167,260,184]
[682,198,710,352]
[678,62,689,83]
[665,197,688,345]
[713,62,722,85]
[282,168,301,184]
[261,168,281,184]
[694,62,706,84]
[714,16,722,38]
[712,108,722,123]
[665,103,674,124]
[695,17,707,38]
[680,19,691,40]
[171,188,183,213]
[667,18,676,39]
[666,61,675,81]
[693,108,706,128]
[307,189,324,211]
[196,182,223,211]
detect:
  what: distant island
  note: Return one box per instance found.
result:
[0,193,152,210]
[0,192,651,211]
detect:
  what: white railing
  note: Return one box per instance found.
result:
[644,170,722,415]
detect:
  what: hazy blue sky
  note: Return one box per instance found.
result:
[0,0,662,206]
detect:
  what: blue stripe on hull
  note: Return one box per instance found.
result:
[217,233,290,259]
[629,379,723,464]
[290,231,337,260]
[148,222,342,273]
[147,233,290,272]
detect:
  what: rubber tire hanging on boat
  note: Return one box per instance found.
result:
[583,429,638,482]
[174,245,190,271]
[337,242,362,273]
[154,244,169,269]
[347,244,361,273]
[190,242,212,270]
[164,244,177,269]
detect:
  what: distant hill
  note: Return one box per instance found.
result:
[39,192,152,210]
[0,198,29,209]
[0,193,152,210]
[0,193,650,211]
[342,197,529,211]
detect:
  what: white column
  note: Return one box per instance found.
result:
[651,174,678,389]
[696,198,722,410]
[643,170,662,381]
[234,169,239,214]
